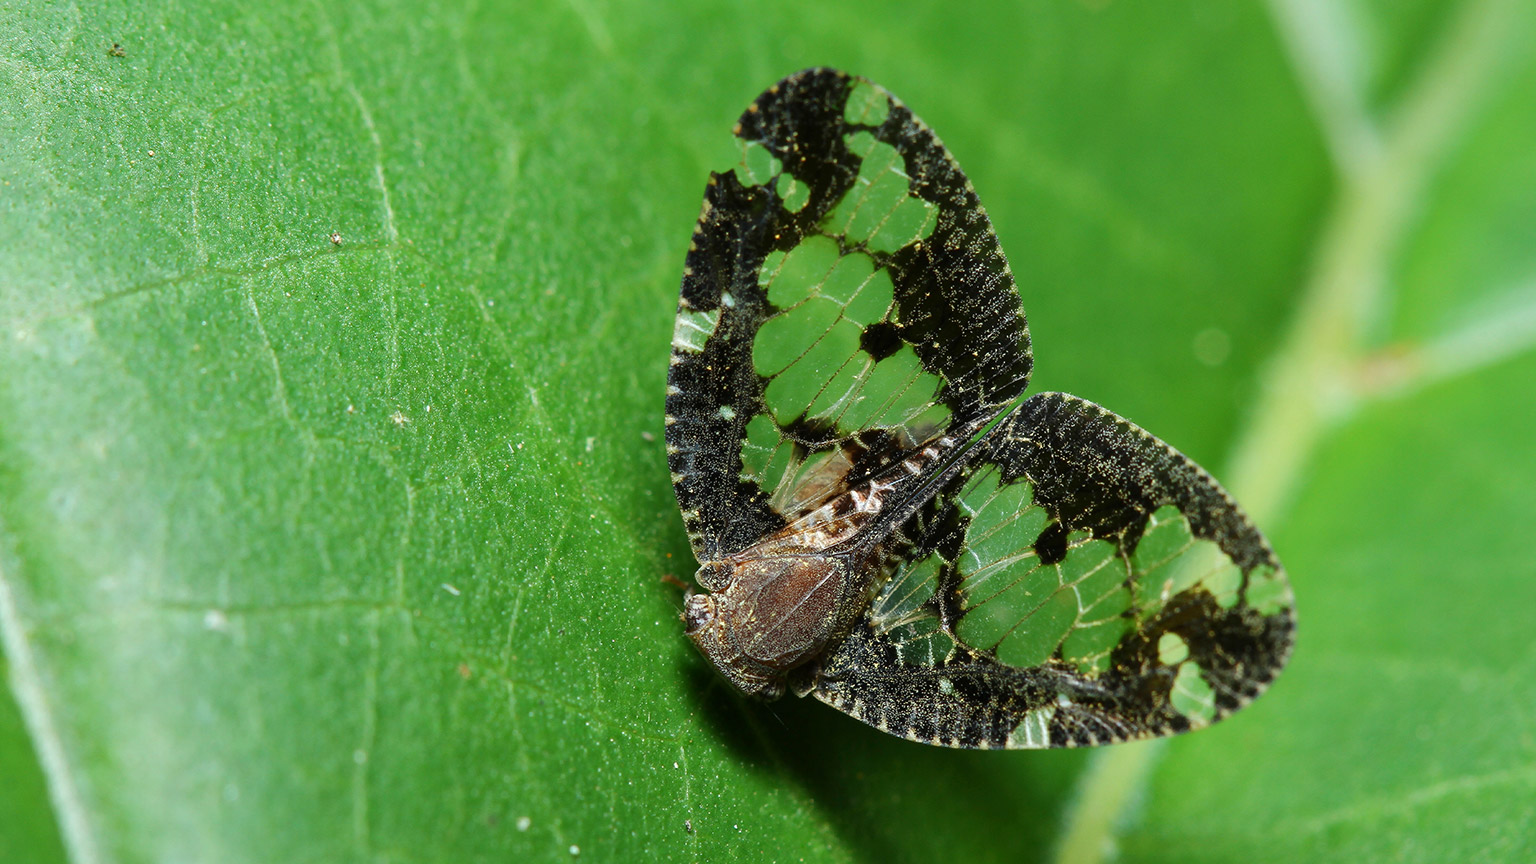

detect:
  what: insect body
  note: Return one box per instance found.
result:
[683,433,959,698]
[665,69,1294,749]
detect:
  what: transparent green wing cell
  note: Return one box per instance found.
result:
[666,68,1031,562]
[811,393,1295,748]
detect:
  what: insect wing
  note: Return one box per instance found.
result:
[665,68,1033,562]
[813,392,1295,748]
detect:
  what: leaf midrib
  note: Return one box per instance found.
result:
[1050,0,1531,861]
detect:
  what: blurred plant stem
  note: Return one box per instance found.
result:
[1052,0,1523,861]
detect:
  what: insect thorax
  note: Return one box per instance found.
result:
[683,438,951,699]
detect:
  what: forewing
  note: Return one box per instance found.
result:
[666,68,1032,562]
[813,392,1295,748]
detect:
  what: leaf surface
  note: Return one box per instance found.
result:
[1,2,1531,863]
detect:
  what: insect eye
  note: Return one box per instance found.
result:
[694,561,730,591]
[682,594,714,633]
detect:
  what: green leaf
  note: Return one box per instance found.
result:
[0,648,68,864]
[1,2,1532,864]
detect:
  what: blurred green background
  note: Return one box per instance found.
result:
[2,1,1533,862]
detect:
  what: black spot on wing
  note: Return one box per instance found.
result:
[779,414,841,450]
[1033,521,1069,566]
[859,320,903,361]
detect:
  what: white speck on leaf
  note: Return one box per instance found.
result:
[516,816,531,832]
[441,583,460,596]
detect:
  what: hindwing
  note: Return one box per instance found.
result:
[812,393,1295,748]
